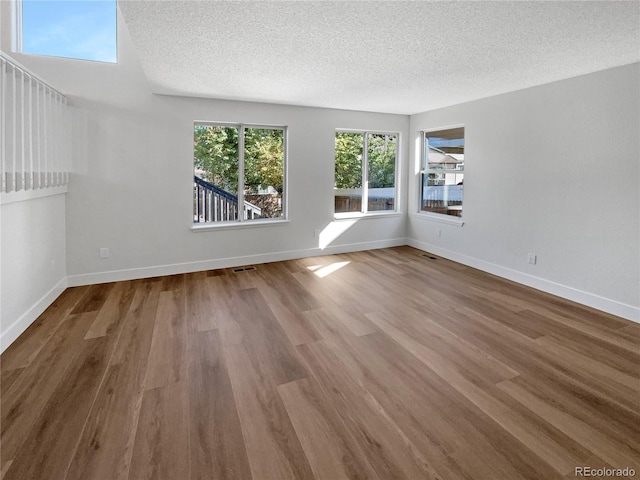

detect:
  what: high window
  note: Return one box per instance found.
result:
[16,0,117,63]
[334,131,398,216]
[193,123,286,225]
[420,127,464,218]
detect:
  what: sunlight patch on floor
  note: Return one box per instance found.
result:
[307,261,350,278]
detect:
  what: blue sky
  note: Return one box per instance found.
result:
[22,0,117,63]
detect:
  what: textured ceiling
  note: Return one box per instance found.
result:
[118,1,640,114]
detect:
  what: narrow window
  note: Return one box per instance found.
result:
[334,131,398,216]
[334,132,363,214]
[18,0,117,63]
[420,127,464,217]
[244,127,285,220]
[193,123,286,224]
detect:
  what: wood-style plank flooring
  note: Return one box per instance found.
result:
[1,246,639,480]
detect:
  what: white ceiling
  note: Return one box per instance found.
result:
[118,1,640,115]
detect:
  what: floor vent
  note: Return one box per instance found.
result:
[232,266,257,273]
[420,254,438,260]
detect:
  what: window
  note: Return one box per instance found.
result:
[420,127,464,218]
[334,131,398,216]
[193,123,286,225]
[16,0,117,63]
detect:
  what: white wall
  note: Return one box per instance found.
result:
[0,194,68,351]
[64,95,408,285]
[408,63,640,321]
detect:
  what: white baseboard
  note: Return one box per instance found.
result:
[407,238,640,324]
[0,277,68,354]
[67,238,407,287]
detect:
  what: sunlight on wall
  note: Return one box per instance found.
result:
[318,219,357,249]
[414,133,422,175]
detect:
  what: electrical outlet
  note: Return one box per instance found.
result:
[50,259,55,272]
[437,229,442,237]
[527,253,537,265]
[100,248,110,259]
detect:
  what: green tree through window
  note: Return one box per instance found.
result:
[193,124,285,223]
[334,131,398,214]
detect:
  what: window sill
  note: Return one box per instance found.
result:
[411,212,464,226]
[334,211,403,221]
[191,218,290,232]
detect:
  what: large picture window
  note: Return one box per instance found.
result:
[193,123,286,224]
[334,131,398,216]
[420,127,464,217]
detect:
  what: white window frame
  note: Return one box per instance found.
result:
[418,126,465,225]
[10,0,23,53]
[334,129,400,219]
[192,121,288,229]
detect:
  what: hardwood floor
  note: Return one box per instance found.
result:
[1,246,638,480]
